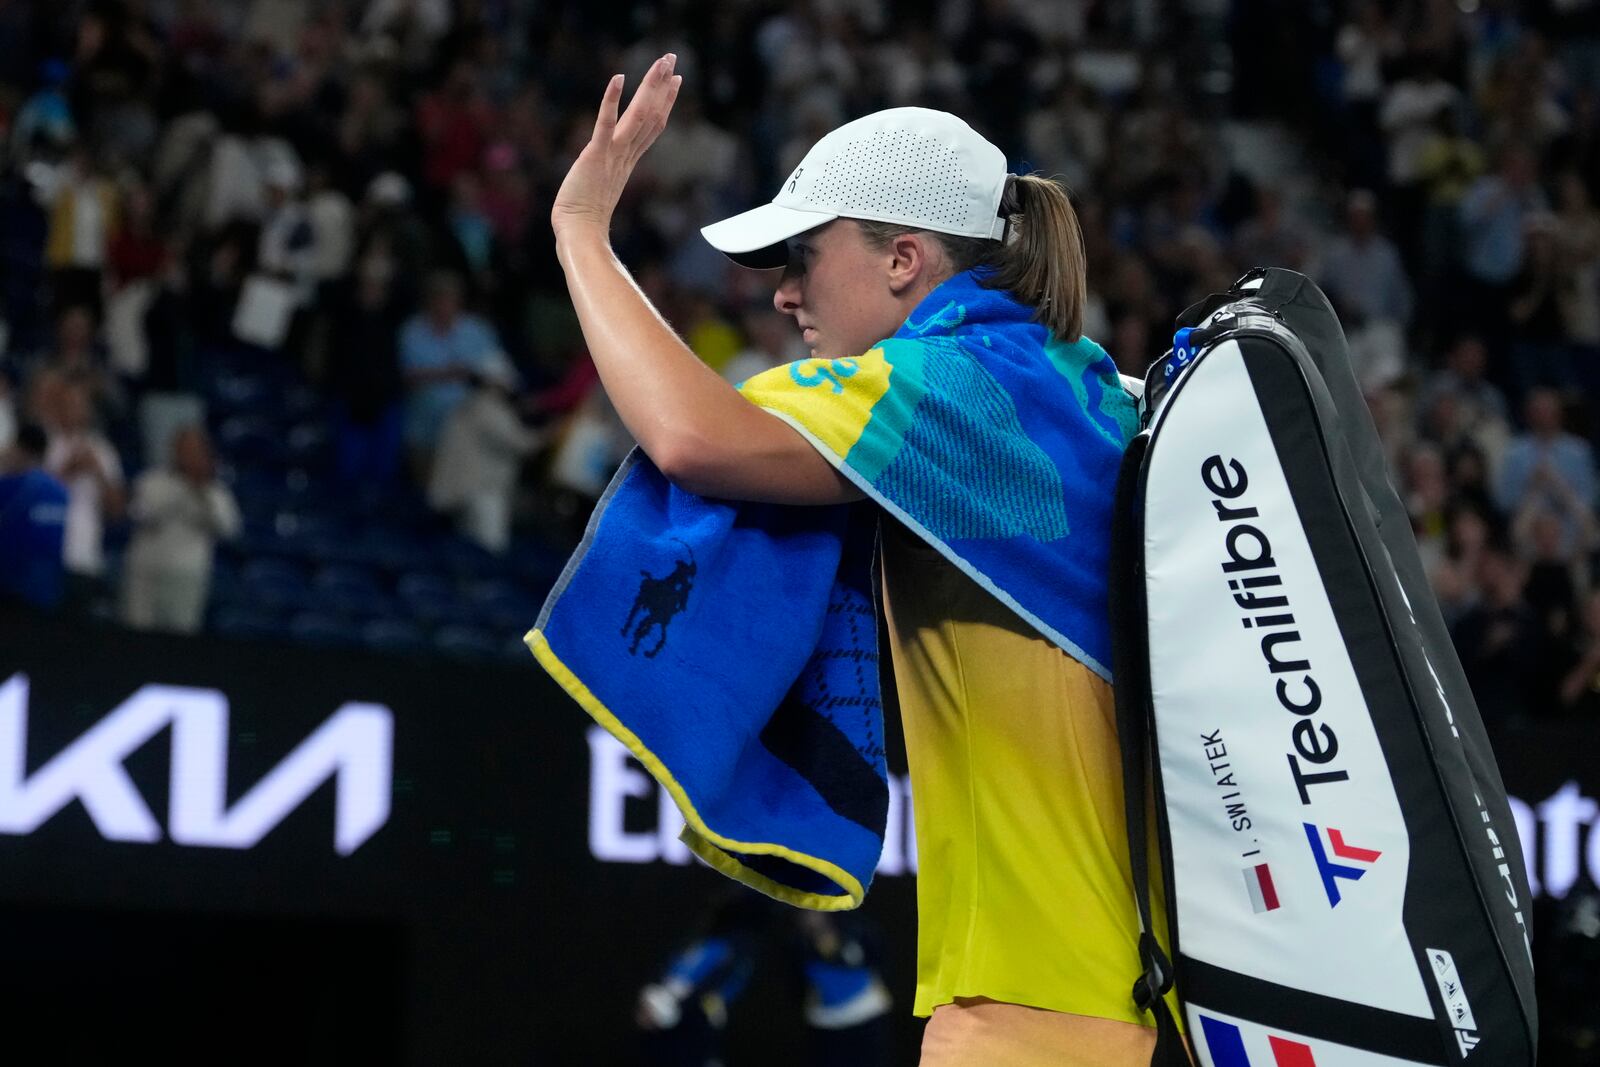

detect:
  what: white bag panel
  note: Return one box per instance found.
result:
[1142,340,1430,1018]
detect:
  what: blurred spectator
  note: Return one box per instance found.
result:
[446,170,495,283]
[305,163,356,294]
[1458,143,1548,349]
[427,353,540,554]
[107,180,168,291]
[480,142,532,248]
[120,425,239,633]
[634,892,762,1067]
[1445,440,1498,517]
[1403,442,1452,571]
[1433,502,1496,626]
[1110,311,1155,380]
[680,291,742,374]
[722,304,805,386]
[637,90,738,244]
[0,423,67,610]
[1559,588,1600,714]
[362,171,434,285]
[1517,505,1588,650]
[1553,172,1600,355]
[44,145,118,316]
[1314,189,1414,391]
[42,379,124,610]
[327,253,408,491]
[1379,56,1460,265]
[1022,76,1105,192]
[1232,187,1312,274]
[416,61,493,196]
[335,72,406,196]
[1335,2,1400,191]
[791,910,894,1067]
[257,155,316,304]
[10,58,75,161]
[1415,335,1511,461]
[1454,544,1547,719]
[104,180,169,379]
[0,370,15,451]
[1495,388,1598,551]
[28,303,118,420]
[1507,213,1573,395]
[400,270,503,476]
[1415,109,1485,329]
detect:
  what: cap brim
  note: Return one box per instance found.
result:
[701,202,837,269]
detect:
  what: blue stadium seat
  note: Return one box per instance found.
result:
[312,564,392,618]
[217,415,285,465]
[396,571,475,625]
[360,530,433,573]
[212,606,289,643]
[500,632,535,664]
[463,578,541,630]
[241,558,313,612]
[432,624,502,660]
[288,612,363,648]
[361,618,429,656]
[434,533,499,578]
[208,371,269,416]
[509,539,569,591]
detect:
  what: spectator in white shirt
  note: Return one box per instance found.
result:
[121,425,240,633]
[427,352,540,553]
[43,378,125,606]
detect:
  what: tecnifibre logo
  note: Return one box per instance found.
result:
[0,674,393,855]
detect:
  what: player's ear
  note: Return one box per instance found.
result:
[885,232,934,296]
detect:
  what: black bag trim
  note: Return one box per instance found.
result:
[1182,957,1447,1064]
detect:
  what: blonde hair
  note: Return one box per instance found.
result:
[856,173,1088,341]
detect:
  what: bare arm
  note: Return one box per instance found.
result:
[550,55,861,507]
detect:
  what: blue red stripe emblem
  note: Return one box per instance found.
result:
[1200,1015,1318,1066]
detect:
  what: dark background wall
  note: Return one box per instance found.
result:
[0,606,1593,1064]
[0,607,921,1065]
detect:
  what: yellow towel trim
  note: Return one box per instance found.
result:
[526,628,867,911]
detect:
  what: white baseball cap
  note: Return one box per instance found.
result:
[701,107,1009,269]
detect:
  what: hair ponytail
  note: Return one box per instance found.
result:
[857,172,1088,341]
[989,174,1086,341]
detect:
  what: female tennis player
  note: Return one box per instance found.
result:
[551,53,1171,1066]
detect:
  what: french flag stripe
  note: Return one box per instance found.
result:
[1199,1016,1320,1067]
[1269,1036,1318,1066]
[1200,1015,1252,1067]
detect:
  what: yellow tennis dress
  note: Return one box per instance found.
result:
[879,519,1175,1065]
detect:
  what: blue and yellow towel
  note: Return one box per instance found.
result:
[528,269,1135,909]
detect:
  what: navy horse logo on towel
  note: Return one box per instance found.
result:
[623,540,697,658]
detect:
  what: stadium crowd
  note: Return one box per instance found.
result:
[0,0,1595,714]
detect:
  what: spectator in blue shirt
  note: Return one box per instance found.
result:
[1495,388,1598,553]
[398,270,503,477]
[1315,189,1415,389]
[0,423,68,609]
[635,891,765,1067]
[791,909,894,1066]
[1459,143,1548,349]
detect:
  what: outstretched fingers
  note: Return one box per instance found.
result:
[656,74,682,137]
[591,73,623,144]
[617,55,677,148]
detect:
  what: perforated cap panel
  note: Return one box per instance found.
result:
[702,107,1009,259]
[809,128,972,228]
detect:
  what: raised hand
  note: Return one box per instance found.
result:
[551,53,683,242]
